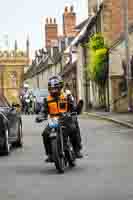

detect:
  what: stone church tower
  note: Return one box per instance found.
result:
[0,39,30,104]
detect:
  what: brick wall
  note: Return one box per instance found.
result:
[103,0,133,44]
[128,0,133,25]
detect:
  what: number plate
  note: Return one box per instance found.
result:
[49,132,57,137]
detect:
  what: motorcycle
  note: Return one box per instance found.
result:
[36,112,77,173]
[24,98,30,114]
[24,97,33,115]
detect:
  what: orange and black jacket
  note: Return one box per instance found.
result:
[42,93,77,118]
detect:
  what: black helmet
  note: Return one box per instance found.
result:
[48,75,63,89]
[48,76,59,88]
[48,75,63,96]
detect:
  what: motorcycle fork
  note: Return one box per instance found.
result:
[59,126,65,158]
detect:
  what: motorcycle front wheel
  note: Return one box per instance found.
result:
[51,138,65,174]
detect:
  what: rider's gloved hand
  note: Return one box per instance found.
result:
[35,116,42,123]
[76,100,84,114]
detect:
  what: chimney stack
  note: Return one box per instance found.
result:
[63,5,77,37]
[45,17,58,49]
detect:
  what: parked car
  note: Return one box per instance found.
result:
[0,95,23,155]
[32,89,48,114]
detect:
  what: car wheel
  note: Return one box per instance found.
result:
[15,123,23,148]
[3,128,10,155]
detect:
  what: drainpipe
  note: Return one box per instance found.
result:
[83,47,89,111]
[106,50,110,112]
[122,0,132,111]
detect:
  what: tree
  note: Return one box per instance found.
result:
[86,33,108,107]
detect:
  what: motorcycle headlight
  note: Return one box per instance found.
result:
[49,129,57,138]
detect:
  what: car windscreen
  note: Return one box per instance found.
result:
[38,90,48,97]
[33,90,48,97]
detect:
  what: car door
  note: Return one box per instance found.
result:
[7,107,18,138]
[1,97,18,139]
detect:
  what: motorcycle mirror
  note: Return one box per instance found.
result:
[35,116,47,123]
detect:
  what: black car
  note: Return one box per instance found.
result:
[0,95,23,155]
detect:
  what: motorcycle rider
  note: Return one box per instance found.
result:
[20,83,30,113]
[40,75,83,162]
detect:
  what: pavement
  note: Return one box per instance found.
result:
[83,111,133,128]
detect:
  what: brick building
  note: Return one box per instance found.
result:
[87,0,133,112]
[25,5,78,90]
[87,0,133,43]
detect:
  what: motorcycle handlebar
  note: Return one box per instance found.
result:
[59,112,77,117]
[58,112,77,122]
[35,116,47,123]
[35,112,77,123]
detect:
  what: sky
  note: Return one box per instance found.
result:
[0,0,88,57]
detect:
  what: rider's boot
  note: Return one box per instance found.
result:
[45,154,54,162]
[75,150,83,159]
[74,144,83,159]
